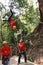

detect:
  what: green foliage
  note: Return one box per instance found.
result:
[20,5,40,33]
[0,0,39,46]
[28,56,34,62]
[17,0,28,7]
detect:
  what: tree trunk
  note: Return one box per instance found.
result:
[34,0,43,33]
[28,1,43,63]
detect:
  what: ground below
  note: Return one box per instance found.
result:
[0,56,41,65]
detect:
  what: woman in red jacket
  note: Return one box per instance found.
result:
[1,41,11,65]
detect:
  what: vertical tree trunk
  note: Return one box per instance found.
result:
[34,0,43,33]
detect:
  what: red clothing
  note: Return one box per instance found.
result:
[10,18,16,28]
[18,41,25,51]
[1,45,10,56]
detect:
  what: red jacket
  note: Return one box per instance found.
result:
[10,18,16,28]
[18,41,25,51]
[1,45,11,56]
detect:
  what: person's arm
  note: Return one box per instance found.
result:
[0,48,1,52]
[10,47,12,57]
[29,40,33,46]
[8,46,12,57]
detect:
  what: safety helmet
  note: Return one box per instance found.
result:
[2,41,7,44]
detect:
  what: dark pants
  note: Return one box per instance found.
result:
[18,50,27,63]
[2,56,9,65]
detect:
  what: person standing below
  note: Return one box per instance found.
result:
[0,41,11,65]
[17,38,27,65]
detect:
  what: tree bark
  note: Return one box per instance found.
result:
[27,1,43,63]
[34,0,43,33]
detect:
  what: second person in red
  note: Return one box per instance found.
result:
[17,38,27,65]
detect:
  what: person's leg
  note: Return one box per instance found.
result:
[23,51,27,62]
[4,57,9,65]
[2,56,5,65]
[18,53,21,64]
[4,59,8,65]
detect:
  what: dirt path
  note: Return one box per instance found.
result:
[0,56,38,65]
